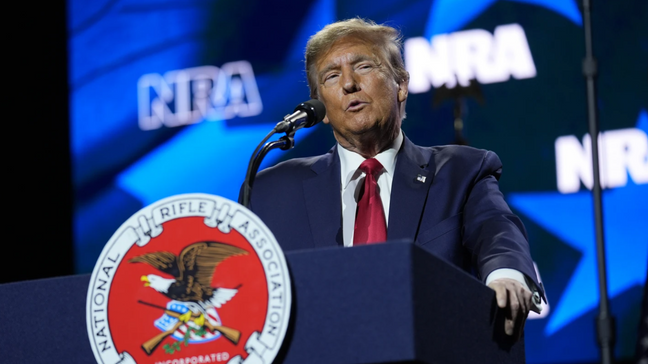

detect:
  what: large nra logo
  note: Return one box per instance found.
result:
[405,23,536,92]
[86,194,291,364]
[137,62,263,130]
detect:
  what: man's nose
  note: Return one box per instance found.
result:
[341,72,360,94]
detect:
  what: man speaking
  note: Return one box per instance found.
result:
[248,18,543,339]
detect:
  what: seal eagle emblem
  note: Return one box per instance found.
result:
[131,241,248,354]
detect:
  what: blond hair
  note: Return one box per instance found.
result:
[305,18,409,100]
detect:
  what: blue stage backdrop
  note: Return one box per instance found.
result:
[68,0,647,362]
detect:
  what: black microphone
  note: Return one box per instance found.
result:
[274,99,326,133]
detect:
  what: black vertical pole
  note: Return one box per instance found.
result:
[581,1,615,363]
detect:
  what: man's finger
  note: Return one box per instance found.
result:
[517,285,530,317]
[489,282,508,308]
[515,289,529,340]
[488,278,535,339]
[513,286,531,339]
[505,316,514,336]
[516,308,527,340]
[498,290,508,308]
[507,286,520,336]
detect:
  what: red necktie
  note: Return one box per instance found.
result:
[353,158,387,245]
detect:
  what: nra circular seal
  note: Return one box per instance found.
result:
[86,193,291,364]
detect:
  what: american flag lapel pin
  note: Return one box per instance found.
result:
[416,174,426,183]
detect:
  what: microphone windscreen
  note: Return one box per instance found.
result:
[304,99,326,124]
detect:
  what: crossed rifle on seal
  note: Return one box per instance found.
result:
[129,241,247,355]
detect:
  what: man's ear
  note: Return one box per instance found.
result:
[323,115,330,124]
[397,78,408,103]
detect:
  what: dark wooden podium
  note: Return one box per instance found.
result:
[0,242,524,363]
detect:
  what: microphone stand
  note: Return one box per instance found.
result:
[238,99,325,209]
[581,1,615,362]
[239,129,295,209]
[248,133,295,193]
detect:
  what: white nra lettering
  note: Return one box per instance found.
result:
[405,23,536,93]
[555,128,648,193]
[138,61,263,130]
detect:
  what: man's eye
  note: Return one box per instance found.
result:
[323,74,338,84]
[357,64,374,72]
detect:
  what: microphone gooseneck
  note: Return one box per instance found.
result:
[239,99,327,208]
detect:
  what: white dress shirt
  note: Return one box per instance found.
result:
[336,130,541,311]
[338,131,403,246]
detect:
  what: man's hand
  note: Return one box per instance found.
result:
[487,278,539,340]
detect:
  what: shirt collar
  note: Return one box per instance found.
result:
[338,129,403,189]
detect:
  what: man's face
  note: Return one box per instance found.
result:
[315,37,407,146]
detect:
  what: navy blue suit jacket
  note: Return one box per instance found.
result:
[249,136,542,293]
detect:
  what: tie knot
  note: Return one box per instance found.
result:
[359,158,384,178]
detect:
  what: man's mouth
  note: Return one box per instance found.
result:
[346,100,367,111]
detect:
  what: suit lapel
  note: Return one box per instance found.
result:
[302,147,343,248]
[387,136,435,242]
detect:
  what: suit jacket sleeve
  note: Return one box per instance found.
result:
[461,150,543,297]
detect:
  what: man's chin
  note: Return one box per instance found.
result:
[345,117,381,134]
